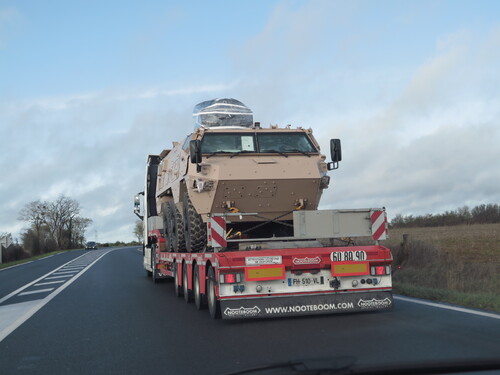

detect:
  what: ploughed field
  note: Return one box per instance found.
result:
[384,223,500,311]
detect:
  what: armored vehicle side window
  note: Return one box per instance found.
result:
[257,133,317,153]
[182,135,192,150]
[201,133,256,153]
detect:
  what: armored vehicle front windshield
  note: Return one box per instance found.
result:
[200,132,318,154]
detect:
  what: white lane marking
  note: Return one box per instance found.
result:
[0,253,88,305]
[51,271,78,276]
[44,275,74,280]
[34,280,66,286]
[394,295,500,320]
[0,301,40,333]
[0,250,112,342]
[18,288,54,296]
[0,261,34,272]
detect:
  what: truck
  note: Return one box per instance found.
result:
[134,98,393,319]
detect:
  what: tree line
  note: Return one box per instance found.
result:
[18,195,92,255]
[390,203,500,228]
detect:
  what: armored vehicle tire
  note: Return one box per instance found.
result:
[163,201,186,252]
[193,265,206,310]
[183,262,192,303]
[207,266,221,319]
[183,192,207,253]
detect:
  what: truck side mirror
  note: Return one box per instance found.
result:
[328,139,342,170]
[189,140,202,164]
[134,193,144,220]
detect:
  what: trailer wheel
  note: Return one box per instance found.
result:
[183,262,192,303]
[145,246,152,277]
[164,202,186,253]
[183,192,207,253]
[151,245,158,283]
[173,262,182,297]
[193,265,206,310]
[207,266,221,319]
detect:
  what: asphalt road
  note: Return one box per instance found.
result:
[0,247,499,374]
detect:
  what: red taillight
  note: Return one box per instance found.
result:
[219,273,243,284]
[371,266,388,276]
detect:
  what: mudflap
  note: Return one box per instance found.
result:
[220,291,393,319]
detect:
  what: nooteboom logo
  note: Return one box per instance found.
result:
[224,306,261,317]
[292,256,321,265]
[357,298,392,309]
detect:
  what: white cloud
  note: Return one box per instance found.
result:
[0,7,23,48]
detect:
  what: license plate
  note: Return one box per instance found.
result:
[330,250,367,262]
[288,275,324,287]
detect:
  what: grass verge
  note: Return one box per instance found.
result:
[0,250,68,270]
[394,281,500,313]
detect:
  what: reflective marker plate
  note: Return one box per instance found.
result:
[331,262,369,276]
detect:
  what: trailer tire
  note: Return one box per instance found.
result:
[194,265,206,310]
[151,245,158,283]
[173,262,182,297]
[164,201,186,253]
[207,266,221,319]
[145,247,152,277]
[183,192,206,253]
[183,262,192,303]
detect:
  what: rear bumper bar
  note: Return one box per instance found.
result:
[220,291,393,319]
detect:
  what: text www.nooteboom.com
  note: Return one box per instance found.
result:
[265,302,354,314]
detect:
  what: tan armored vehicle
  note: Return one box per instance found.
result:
[151,98,341,252]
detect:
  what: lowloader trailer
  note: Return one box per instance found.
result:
[134,98,393,319]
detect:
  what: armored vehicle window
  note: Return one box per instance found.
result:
[201,133,256,153]
[257,133,317,153]
[182,135,192,150]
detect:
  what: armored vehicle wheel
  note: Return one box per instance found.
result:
[183,192,207,253]
[163,201,186,252]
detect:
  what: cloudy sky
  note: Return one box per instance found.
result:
[1,0,499,243]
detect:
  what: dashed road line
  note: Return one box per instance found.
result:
[18,288,55,296]
[35,280,66,287]
[44,275,74,280]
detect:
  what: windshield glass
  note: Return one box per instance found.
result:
[200,132,317,154]
[257,133,316,153]
[201,133,256,153]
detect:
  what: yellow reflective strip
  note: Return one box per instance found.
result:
[247,267,283,279]
[333,263,368,274]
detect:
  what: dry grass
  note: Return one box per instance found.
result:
[386,223,500,262]
[382,223,500,311]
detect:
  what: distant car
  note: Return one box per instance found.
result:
[85,241,98,250]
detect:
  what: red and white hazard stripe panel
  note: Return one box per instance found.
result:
[370,210,388,241]
[207,216,227,248]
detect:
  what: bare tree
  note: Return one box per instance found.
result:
[134,220,144,243]
[18,200,49,254]
[72,217,93,247]
[44,195,80,249]
[19,195,92,252]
